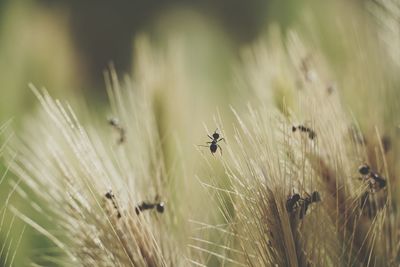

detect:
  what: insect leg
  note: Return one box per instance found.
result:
[197,145,209,147]
[218,144,223,155]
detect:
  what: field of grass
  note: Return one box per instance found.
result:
[0,0,400,266]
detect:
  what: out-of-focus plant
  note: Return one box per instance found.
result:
[0,121,26,267]
[0,0,81,122]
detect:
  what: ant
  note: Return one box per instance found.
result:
[358,164,370,175]
[292,125,316,140]
[299,191,321,219]
[105,190,121,218]
[108,118,126,144]
[286,193,301,212]
[199,129,225,155]
[286,191,321,219]
[358,164,386,192]
[135,201,165,215]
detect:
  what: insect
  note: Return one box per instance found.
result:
[370,172,387,189]
[358,164,386,192]
[108,118,126,144]
[286,191,321,219]
[292,125,316,140]
[105,190,121,218]
[358,164,370,175]
[199,129,225,155]
[299,191,321,219]
[286,193,301,212]
[135,201,165,215]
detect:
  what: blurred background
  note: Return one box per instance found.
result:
[0,0,271,122]
[0,0,374,123]
[1,0,398,266]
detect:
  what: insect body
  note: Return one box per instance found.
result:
[108,118,126,144]
[370,172,386,189]
[135,201,165,215]
[358,164,370,175]
[286,193,301,212]
[358,164,386,192]
[199,129,225,155]
[286,191,321,219]
[292,125,316,140]
[105,190,121,218]
[299,191,321,219]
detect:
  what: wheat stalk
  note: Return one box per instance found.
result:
[3,3,400,265]
[6,70,189,266]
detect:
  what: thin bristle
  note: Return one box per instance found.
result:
[2,6,400,265]
[7,69,187,266]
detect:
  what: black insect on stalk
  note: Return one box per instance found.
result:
[370,172,387,189]
[199,129,225,155]
[292,125,316,140]
[286,193,301,213]
[358,164,387,192]
[108,118,126,144]
[105,190,121,218]
[299,191,321,219]
[358,164,370,176]
[135,201,165,215]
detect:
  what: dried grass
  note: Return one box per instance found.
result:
[2,1,400,266]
